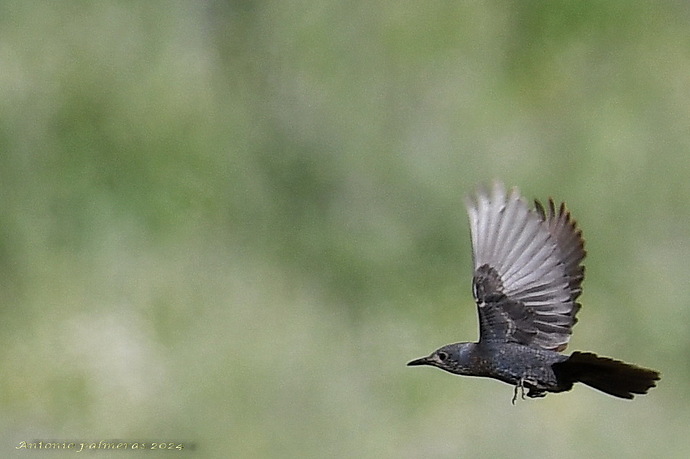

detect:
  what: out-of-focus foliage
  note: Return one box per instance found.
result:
[1,1,689,458]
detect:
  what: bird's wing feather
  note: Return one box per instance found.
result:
[465,182,586,352]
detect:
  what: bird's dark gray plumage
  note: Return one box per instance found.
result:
[408,182,660,402]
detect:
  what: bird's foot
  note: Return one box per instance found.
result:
[512,379,527,405]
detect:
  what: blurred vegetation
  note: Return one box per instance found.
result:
[1,1,690,458]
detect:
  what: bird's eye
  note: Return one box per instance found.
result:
[437,351,448,361]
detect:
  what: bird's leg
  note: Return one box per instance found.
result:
[512,378,526,405]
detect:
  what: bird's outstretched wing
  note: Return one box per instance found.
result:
[465,182,586,352]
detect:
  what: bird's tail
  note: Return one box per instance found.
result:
[553,351,660,399]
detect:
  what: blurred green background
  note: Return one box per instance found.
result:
[1,1,689,458]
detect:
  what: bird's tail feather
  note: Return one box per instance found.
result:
[553,351,660,399]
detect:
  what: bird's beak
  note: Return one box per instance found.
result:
[407,356,431,366]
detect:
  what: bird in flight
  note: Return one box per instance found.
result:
[408,182,660,402]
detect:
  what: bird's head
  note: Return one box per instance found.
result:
[407,342,478,376]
